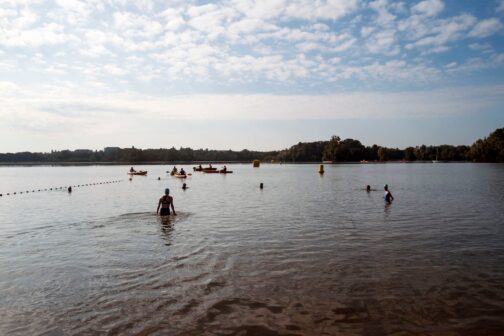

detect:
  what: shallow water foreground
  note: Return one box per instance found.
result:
[1,163,503,335]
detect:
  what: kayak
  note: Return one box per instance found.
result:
[174,174,187,178]
[193,167,217,171]
[203,170,233,174]
[128,171,147,175]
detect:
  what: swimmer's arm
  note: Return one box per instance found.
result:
[171,199,177,216]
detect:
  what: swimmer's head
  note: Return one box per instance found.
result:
[164,188,170,194]
[384,184,388,190]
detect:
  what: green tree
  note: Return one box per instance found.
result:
[378,147,388,161]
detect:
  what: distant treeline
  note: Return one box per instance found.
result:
[1,128,503,163]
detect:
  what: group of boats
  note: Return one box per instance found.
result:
[192,166,233,174]
[128,165,232,178]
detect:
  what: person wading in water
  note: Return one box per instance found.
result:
[157,188,177,216]
[384,184,394,203]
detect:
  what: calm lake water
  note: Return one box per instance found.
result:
[1,163,503,335]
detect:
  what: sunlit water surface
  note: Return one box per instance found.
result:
[1,163,503,335]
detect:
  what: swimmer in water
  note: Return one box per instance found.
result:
[157,188,176,216]
[384,184,394,203]
[182,183,188,190]
[366,185,371,192]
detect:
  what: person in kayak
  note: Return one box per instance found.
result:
[157,188,176,216]
[384,184,394,203]
[222,165,227,173]
[179,168,186,175]
[130,167,136,172]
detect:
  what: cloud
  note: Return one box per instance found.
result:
[369,0,397,26]
[366,30,399,55]
[2,84,504,129]
[468,18,503,38]
[231,0,359,21]
[0,22,77,47]
[412,0,444,17]
[406,14,476,49]
[0,0,502,97]
[498,0,504,12]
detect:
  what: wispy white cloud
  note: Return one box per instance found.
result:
[405,14,477,49]
[468,18,503,38]
[411,0,444,17]
[2,83,503,134]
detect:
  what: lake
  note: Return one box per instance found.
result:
[1,163,503,335]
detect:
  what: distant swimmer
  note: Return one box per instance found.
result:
[384,184,394,203]
[366,185,371,192]
[182,183,188,190]
[157,188,177,216]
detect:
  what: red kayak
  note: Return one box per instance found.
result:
[203,170,233,174]
[128,171,147,176]
[174,174,187,178]
[193,167,217,172]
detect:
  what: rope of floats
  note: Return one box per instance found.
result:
[0,180,123,197]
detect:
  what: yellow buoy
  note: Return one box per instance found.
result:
[318,164,324,174]
[253,159,260,168]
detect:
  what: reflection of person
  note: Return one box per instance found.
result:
[157,188,176,216]
[384,184,394,203]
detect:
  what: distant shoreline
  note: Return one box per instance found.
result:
[0,160,476,166]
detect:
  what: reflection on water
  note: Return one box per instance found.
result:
[0,163,503,335]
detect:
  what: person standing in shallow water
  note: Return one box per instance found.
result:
[384,184,394,203]
[157,188,176,216]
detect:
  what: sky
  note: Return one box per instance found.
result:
[1,0,503,152]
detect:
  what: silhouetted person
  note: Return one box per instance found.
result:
[179,168,186,175]
[157,188,176,216]
[384,184,394,203]
[366,185,371,192]
[260,182,264,189]
[182,183,188,190]
[68,186,72,193]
